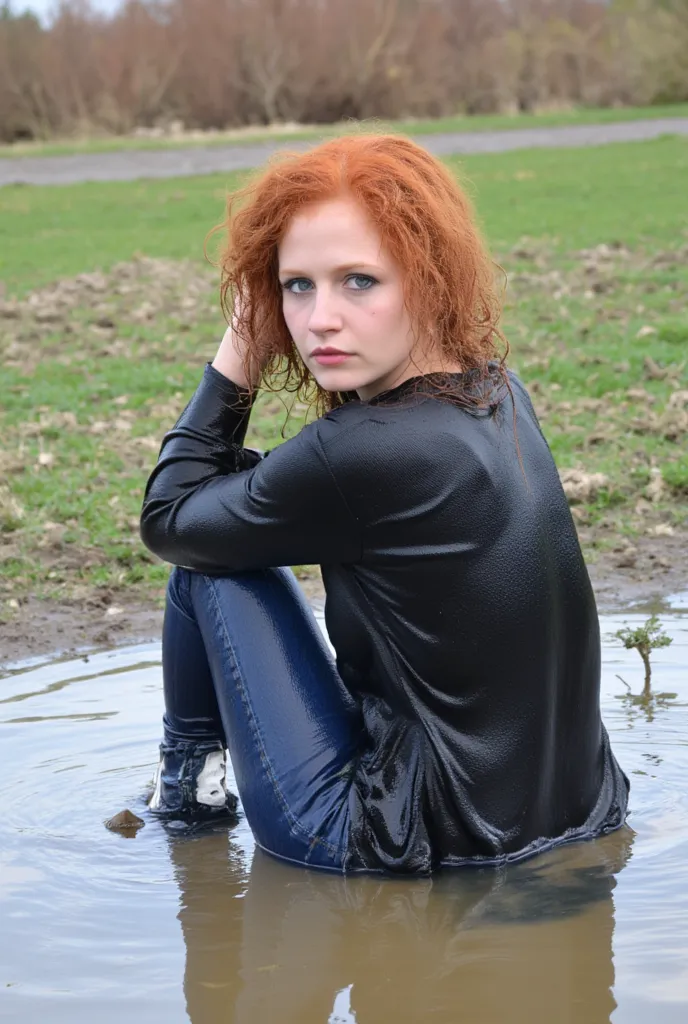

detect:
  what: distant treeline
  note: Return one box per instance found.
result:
[1,0,687,142]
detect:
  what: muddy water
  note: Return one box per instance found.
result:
[1,601,687,1024]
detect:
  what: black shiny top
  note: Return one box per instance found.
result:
[141,362,629,873]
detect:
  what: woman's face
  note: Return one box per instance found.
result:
[278,195,451,401]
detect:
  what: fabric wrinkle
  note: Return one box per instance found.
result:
[142,361,630,875]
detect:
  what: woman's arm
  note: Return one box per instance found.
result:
[211,313,262,391]
[139,363,362,574]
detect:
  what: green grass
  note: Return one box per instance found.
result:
[1,103,687,160]
[1,135,687,609]
[1,135,687,297]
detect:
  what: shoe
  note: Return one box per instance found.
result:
[148,738,239,824]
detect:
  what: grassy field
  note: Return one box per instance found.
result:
[1,135,687,614]
[1,102,687,160]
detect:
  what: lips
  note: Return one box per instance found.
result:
[311,347,352,366]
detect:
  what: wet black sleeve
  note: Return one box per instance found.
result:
[140,363,362,573]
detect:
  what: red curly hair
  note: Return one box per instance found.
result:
[211,130,509,417]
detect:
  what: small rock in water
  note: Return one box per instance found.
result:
[104,809,145,833]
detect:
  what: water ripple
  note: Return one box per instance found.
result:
[0,608,686,1023]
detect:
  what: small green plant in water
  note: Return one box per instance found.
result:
[609,614,673,699]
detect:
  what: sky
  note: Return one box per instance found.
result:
[11,0,123,24]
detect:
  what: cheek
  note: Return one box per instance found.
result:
[363,293,409,340]
[282,300,303,337]
[281,303,309,361]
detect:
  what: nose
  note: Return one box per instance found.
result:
[306,284,343,335]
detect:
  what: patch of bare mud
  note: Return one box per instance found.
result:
[0,256,217,371]
[0,544,685,669]
[0,575,326,669]
[1,247,687,667]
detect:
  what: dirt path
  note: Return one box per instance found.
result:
[2,118,688,187]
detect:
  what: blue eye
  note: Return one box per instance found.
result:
[280,274,378,294]
[282,279,312,294]
[348,274,376,290]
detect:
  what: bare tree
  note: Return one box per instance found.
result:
[0,0,686,142]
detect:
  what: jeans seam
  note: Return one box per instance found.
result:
[255,839,346,874]
[266,567,349,863]
[166,568,198,625]
[271,566,352,865]
[301,818,337,863]
[205,575,340,858]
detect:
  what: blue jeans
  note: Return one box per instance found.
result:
[161,566,363,871]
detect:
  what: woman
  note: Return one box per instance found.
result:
[140,132,629,875]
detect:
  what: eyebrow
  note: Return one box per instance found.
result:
[278,263,379,277]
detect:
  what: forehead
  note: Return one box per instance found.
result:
[278,197,385,265]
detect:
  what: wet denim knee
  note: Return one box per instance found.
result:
[160,565,362,871]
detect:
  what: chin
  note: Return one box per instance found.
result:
[311,368,365,393]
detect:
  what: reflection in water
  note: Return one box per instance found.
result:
[170,827,634,1024]
[614,686,684,725]
[0,614,686,1023]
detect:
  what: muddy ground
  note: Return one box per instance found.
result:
[0,573,323,668]
[1,542,686,669]
[2,245,687,668]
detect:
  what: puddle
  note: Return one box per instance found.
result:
[666,589,688,612]
[1,607,687,1023]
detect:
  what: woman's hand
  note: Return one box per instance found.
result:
[211,287,262,390]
